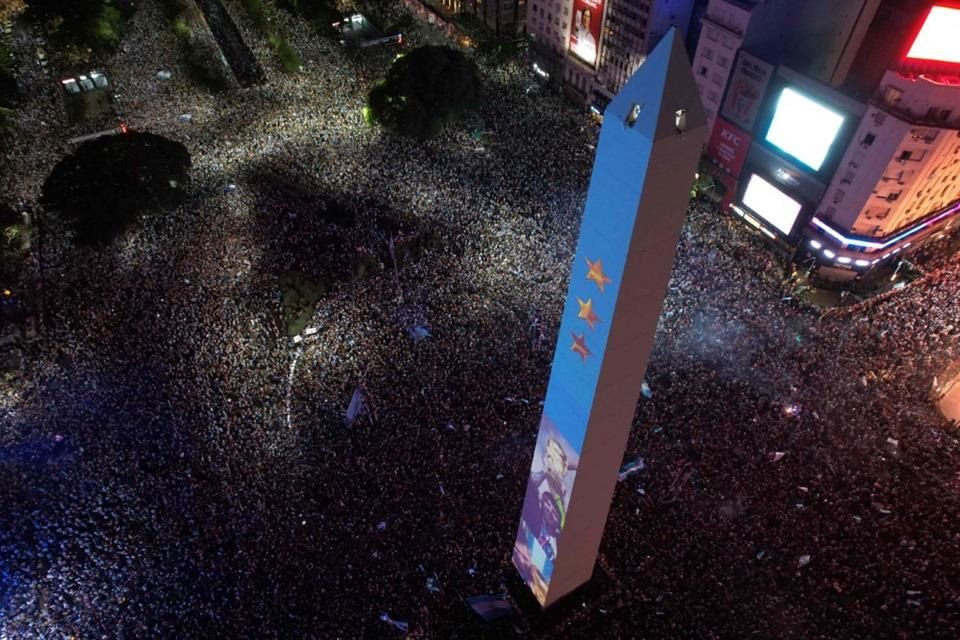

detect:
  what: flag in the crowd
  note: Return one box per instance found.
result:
[379,612,409,632]
[408,325,431,341]
[346,386,367,425]
[465,594,515,621]
[617,457,645,482]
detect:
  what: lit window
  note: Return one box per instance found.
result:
[882,86,903,104]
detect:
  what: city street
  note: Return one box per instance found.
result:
[0,1,958,638]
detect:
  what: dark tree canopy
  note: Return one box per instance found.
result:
[24,0,103,24]
[41,132,191,245]
[367,45,482,140]
[276,0,338,22]
[23,0,126,53]
[0,70,15,107]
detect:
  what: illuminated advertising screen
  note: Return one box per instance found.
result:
[742,173,803,235]
[906,4,960,65]
[764,87,844,172]
[569,0,604,67]
[706,117,752,178]
[720,51,774,131]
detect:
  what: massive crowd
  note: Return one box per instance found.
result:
[1,1,958,638]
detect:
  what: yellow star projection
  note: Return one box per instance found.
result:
[570,332,592,362]
[585,257,612,294]
[576,297,600,330]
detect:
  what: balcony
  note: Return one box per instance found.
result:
[872,93,960,131]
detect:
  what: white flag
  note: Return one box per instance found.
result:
[346,387,367,425]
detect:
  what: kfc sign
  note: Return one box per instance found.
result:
[707,118,751,178]
[720,128,742,146]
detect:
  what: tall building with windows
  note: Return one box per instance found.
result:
[688,0,752,131]
[434,0,527,34]
[690,0,883,131]
[694,1,960,281]
[527,0,695,107]
[810,70,960,276]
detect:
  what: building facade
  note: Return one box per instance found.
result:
[527,0,695,106]
[694,0,960,280]
[688,0,750,130]
[690,0,883,131]
[435,0,527,35]
[808,70,960,277]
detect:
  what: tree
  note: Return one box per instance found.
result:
[276,0,340,25]
[367,46,482,140]
[23,0,126,54]
[41,132,191,245]
[0,43,16,138]
[24,0,103,25]
[0,202,26,295]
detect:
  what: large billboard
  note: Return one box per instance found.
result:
[514,29,707,607]
[569,0,604,67]
[906,4,960,66]
[706,117,751,178]
[741,173,803,236]
[764,87,845,172]
[720,50,773,131]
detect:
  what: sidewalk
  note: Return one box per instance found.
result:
[788,262,921,311]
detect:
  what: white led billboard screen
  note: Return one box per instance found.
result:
[906,5,960,65]
[765,87,844,171]
[742,173,803,236]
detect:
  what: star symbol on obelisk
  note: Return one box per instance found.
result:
[570,332,592,362]
[585,257,612,294]
[576,297,600,330]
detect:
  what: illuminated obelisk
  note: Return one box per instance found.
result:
[513,28,707,607]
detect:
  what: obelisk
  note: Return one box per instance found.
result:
[513,28,708,607]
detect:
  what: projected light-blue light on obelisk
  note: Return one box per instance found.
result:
[513,28,708,607]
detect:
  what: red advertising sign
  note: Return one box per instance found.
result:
[569,0,604,67]
[905,4,960,66]
[706,117,751,178]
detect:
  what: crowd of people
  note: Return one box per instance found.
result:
[1,1,958,638]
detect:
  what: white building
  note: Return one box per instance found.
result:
[688,0,751,130]
[527,0,695,106]
[689,0,884,131]
[807,70,960,275]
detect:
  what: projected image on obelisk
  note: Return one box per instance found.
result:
[513,28,708,607]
